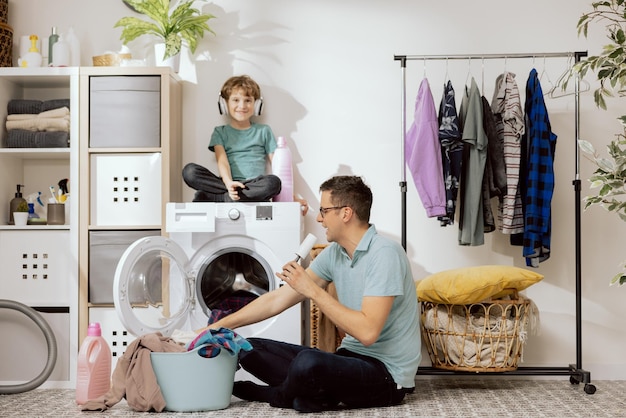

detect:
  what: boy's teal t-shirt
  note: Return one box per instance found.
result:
[209,123,277,181]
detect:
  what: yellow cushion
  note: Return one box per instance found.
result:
[416,265,543,304]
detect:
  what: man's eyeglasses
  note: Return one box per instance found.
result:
[319,206,347,218]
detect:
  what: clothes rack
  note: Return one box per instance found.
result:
[394,51,596,394]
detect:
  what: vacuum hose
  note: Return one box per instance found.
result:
[0,299,58,394]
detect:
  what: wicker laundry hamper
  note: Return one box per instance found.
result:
[420,293,532,372]
[0,21,12,67]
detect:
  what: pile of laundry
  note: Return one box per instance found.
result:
[5,99,70,148]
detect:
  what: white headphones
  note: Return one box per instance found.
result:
[218,94,264,116]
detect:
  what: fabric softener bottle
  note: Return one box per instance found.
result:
[271,136,293,202]
[75,323,112,405]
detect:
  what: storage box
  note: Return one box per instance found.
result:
[89,76,160,148]
[0,230,71,305]
[90,153,162,226]
[151,346,237,412]
[89,230,161,304]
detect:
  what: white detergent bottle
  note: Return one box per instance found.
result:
[75,322,111,405]
[271,136,293,202]
[66,26,81,66]
[52,33,70,67]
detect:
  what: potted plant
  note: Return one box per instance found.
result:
[564,0,626,285]
[13,200,29,226]
[114,0,215,68]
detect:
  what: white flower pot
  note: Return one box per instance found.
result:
[13,212,28,226]
[154,43,180,73]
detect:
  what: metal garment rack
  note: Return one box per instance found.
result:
[394,51,596,394]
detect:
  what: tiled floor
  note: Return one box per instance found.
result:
[1,378,624,417]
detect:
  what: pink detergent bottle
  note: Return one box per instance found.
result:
[75,322,112,405]
[272,136,293,202]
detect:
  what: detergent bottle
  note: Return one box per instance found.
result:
[271,136,293,202]
[75,323,112,405]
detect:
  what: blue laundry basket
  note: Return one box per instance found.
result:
[150,345,238,412]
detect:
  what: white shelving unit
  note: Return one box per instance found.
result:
[0,67,79,389]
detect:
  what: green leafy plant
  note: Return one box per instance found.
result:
[564,0,626,286]
[15,201,28,212]
[114,0,216,60]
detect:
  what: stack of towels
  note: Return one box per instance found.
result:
[5,99,70,148]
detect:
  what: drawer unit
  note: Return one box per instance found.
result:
[89,76,161,148]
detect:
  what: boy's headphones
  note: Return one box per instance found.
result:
[218,94,264,116]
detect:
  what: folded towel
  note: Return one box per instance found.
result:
[6,130,70,148]
[6,117,70,132]
[7,107,70,121]
[41,98,70,112]
[7,99,70,115]
[7,99,42,114]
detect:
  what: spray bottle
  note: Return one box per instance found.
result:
[9,184,26,225]
[25,192,44,222]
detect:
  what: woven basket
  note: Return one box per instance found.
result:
[0,21,12,67]
[308,244,343,352]
[92,53,131,67]
[420,294,531,372]
[0,0,7,24]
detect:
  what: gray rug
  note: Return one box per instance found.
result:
[1,379,625,417]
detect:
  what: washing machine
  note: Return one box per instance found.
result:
[112,201,304,345]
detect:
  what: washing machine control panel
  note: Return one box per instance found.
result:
[256,205,273,220]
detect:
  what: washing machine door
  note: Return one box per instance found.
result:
[113,235,192,337]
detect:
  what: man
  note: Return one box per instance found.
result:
[207,175,420,412]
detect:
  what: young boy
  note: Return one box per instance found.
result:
[183,75,294,203]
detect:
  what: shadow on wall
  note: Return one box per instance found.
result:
[179,4,312,208]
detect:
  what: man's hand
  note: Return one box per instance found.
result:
[276,261,317,298]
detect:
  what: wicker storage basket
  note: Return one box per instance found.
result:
[92,53,132,67]
[420,294,531,372]
[0,21,12,67]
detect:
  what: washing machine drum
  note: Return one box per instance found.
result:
[113,236,275,337]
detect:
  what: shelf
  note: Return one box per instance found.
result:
[0,225,69,230]
[0,148,70,159]
[88,147,162,154]
[0,67,78,87]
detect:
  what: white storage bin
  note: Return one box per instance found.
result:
[0,230,71,305]
[90,153,162,226]
[89,76,161,148]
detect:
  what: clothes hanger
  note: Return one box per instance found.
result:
[465,57,473,86]
[549,54,590,98]
[538,56,556,96]
[481,57,485,95]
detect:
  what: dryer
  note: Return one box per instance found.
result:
[113,202,304,344]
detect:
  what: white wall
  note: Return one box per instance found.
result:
[8,0,626,379]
